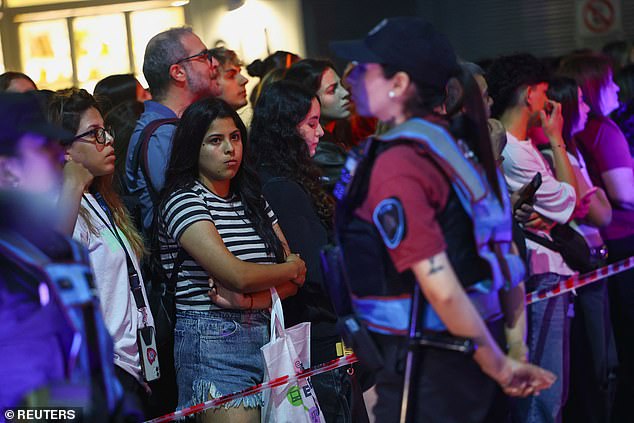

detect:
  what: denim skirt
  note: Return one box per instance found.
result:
[174,309,270,410]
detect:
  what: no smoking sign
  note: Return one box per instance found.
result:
[577,0,622,37]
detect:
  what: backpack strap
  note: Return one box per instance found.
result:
[131,118,179,206]
[167,249,186,294]
[522,228,559,252]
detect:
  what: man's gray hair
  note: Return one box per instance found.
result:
[143,27,193,101]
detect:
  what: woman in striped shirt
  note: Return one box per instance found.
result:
[157,97,306,422]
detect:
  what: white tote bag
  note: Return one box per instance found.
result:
[260,288,325,423]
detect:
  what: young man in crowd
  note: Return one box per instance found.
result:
[487,54,580,423]
[209,46,250,111]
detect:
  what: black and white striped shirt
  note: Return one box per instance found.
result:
[159,180,277,311]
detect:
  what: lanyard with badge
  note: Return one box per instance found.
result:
[84,192,161,382]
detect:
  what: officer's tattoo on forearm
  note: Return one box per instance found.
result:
[428,256,444,275]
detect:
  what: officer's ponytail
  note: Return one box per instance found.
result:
[380,63,503,203]
[445,67,503,202]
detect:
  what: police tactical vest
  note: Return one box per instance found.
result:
[0,230,124,412]
[335,118,525,335]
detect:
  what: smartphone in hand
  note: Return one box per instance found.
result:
[544,101,554,116]
[513,172,542,212]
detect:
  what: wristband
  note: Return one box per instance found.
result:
[247,294,253,310]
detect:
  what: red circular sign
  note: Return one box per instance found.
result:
[583,0,615,34]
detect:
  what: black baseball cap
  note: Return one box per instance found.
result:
[330,17,460,90]
[0,92,72,155]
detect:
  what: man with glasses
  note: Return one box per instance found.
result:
[125,27,221,233]
[487,54,579,423]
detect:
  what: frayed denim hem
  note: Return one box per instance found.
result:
[187,379,263,410]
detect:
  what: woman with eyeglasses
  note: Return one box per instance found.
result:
[48,88,153,416]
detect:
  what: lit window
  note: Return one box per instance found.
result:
[73,14,129,92]
[0,32,5,74]
[19,19,73,90]
[6,0,82,7]
[130,7,185,87]
[14,5,186,90]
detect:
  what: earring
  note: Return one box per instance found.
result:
[388,91,395,98]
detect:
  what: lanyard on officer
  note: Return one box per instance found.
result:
[83,192,149,326]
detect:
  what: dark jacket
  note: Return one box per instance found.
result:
[258,168,340,362]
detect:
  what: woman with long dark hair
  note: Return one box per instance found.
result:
[285,59,355,191]
[250,80,354,421]
[331,17,555,422]
[94,74,150,195]
[542,76,616,423]
[157,97,306,422]
[543,77,612,232]
[94,73,151,115]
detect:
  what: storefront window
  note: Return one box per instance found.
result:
[6,0,82,7]
[18,19,73,90]
[13,4,185,90]
[0,32,5,74]
[130,7,185,86]
[73,13,129,92]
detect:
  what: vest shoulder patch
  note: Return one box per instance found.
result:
[373,197,406,249]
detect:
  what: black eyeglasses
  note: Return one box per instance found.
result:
[174,49,210,65]
[72,127,114,151]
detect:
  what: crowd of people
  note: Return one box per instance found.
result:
[1,18,633,423]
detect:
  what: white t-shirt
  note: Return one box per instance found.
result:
[502,132,576,276]
[541,149,604,248]
[73,193,153,382]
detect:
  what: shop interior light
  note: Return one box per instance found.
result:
[227,0,245,11]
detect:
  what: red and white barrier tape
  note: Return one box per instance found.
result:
[526,256,634,305]
[144,353,359,423]
[146,256,634,422]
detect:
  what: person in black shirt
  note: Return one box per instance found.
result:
[250,80,355,422]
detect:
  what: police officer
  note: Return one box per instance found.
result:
[330,17,556,422]
[0,92,135,421]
